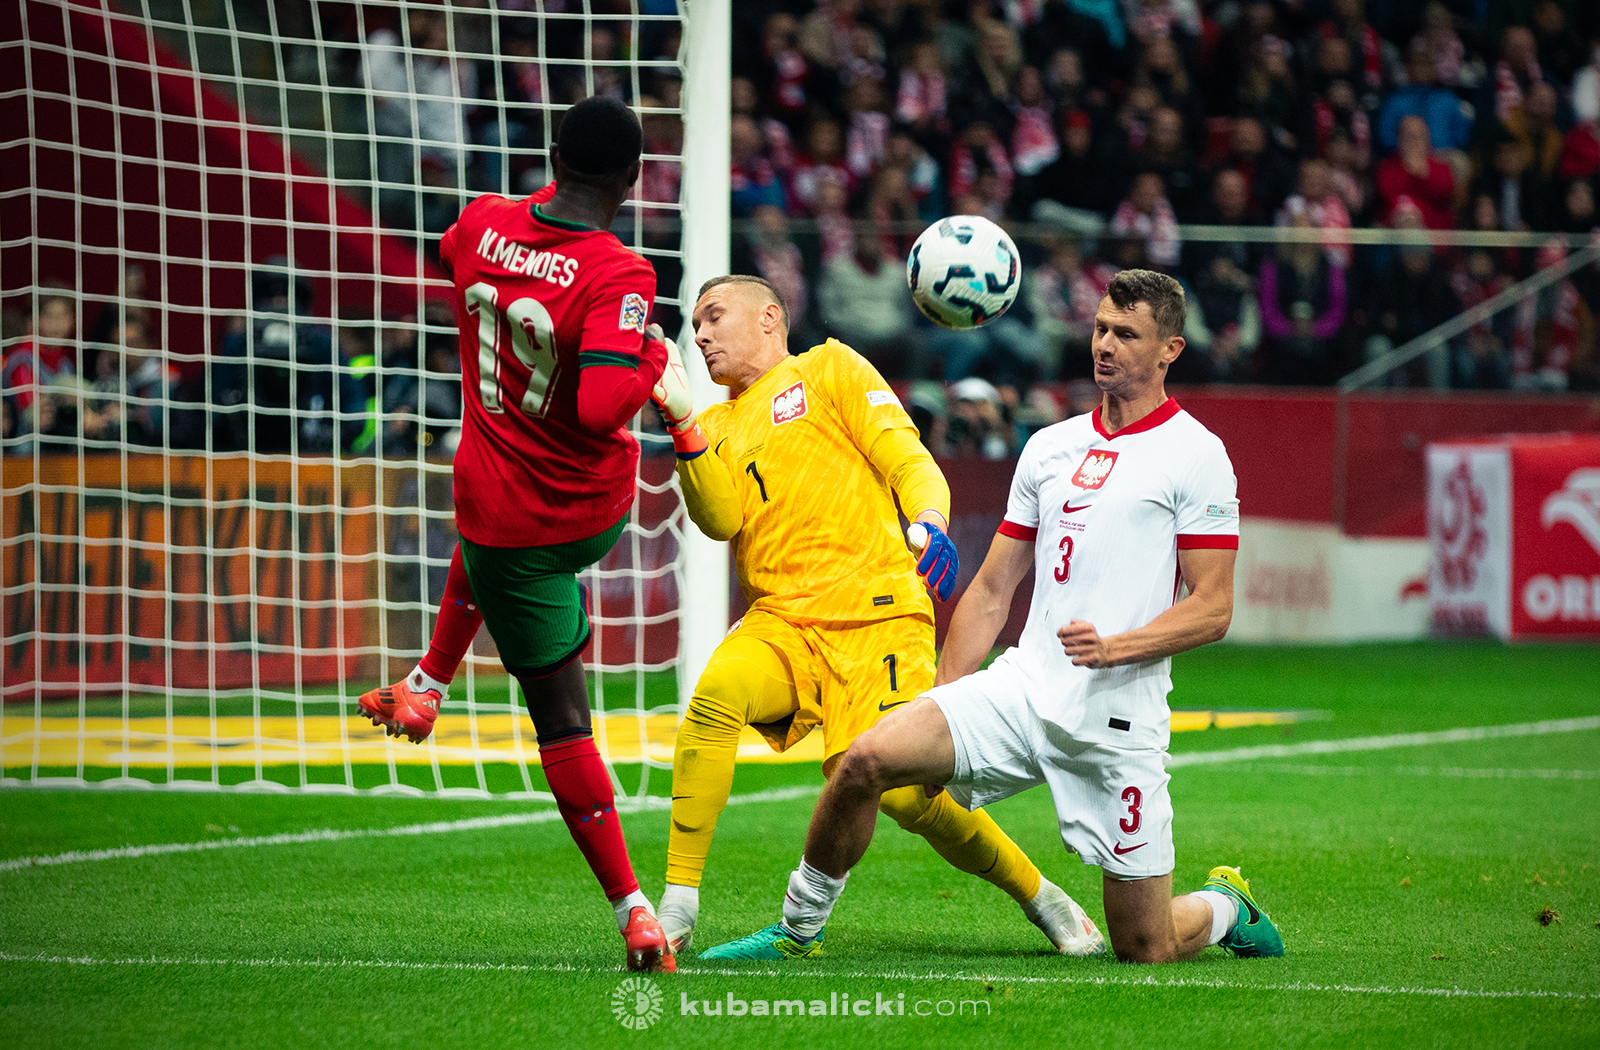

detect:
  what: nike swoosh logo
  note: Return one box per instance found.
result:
[878,699,910,712]
[1063,502,1091,513]
[1112,842,1145,855]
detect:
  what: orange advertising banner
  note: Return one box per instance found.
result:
[2,456,375,697]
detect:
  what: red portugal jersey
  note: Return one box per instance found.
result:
[440,185,657,547]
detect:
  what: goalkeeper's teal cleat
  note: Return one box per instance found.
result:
[697,923,823,960]
[1203,865,1285,958]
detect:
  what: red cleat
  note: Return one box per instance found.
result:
[623,906,677,973]
[356,673,443,744]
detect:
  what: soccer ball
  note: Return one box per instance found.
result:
[905,215,1021,330]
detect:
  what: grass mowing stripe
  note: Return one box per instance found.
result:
[0,784,820,873]
[1169,715,1600,767]
[1258,764,1600,780]
[0,952,1592,1002]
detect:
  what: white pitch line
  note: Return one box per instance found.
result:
[0,784,819,874]
[1261,764,1600,781]
[1169,715,1600,768]
[0,952,1591,1002]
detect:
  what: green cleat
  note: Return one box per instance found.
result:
[1203,866,1285,958]
[698,923,824,960]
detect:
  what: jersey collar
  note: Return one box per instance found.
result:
[1092,397,1181,440]
[530,202,595,232]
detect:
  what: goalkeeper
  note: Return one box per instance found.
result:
[651,275,1104,960]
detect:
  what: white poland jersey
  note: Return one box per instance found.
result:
[988,398,1239,753]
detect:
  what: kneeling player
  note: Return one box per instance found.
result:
[653,276,1103,960]
[717,270,1285,963]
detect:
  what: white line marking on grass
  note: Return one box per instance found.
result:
[1261,764,1600,781]
[1169,716,1600,768]
[0,785,819,873]
[0,952,1592,1002]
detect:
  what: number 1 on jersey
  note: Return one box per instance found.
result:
[464,281,560,418]
[745,461,770,502]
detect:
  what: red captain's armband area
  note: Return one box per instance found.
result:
[997,520,1038,541]
[672,421,709,460]
[1176,534,1239,550]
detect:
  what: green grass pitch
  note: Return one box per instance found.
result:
[1,642,1596,1049]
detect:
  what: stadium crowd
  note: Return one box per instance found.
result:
[6,0,1600,460]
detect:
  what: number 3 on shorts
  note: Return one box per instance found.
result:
[1119,785,1142,835]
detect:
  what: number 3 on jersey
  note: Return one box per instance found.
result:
[465,281,559,417]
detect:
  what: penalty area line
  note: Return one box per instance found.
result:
[0,952,1592,1002]
[0,784,819,874]
[1169,715,1600,768]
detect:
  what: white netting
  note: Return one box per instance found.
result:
[1,0,709,798]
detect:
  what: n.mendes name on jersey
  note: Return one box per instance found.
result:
[678,339,949,625]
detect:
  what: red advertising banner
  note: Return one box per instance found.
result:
[1509,436,1600,637]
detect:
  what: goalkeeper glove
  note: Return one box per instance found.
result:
[907,519,960,601]
[646,324,706,456]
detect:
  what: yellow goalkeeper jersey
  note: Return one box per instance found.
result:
[682,339,949,626]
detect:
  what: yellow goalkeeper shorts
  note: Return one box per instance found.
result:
[710,608,935,771]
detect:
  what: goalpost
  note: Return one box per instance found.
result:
[0,0,730,799]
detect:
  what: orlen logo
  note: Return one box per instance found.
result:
[1523,468,1600,623]
[772,381,807,425]
[1436,456,1488,590]
[1070,450,1118,490]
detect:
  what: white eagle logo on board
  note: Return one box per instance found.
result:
[1071,449,1119,490]
[771,381,808,425]
[1541,468,1600,557]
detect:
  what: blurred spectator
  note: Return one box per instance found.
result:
[1277,158,1354,268]
[948,121,1013,211]
[1128,106,1199,218]
[1376,114,1455,228]
[1366,207,1460,387]
[1181,254,1262,384]
[731,115,786,217]
[818,222,915,373]
[1028,236,1115,375]
[363,9,473,229]
[789,117,854,215]
[1473,130,1553,231]
[882,129,944,219]
[1449,249,1516,388]
[895,40,951,141]
[1504,81,1564,182]
[1259,214,1348,384]
[759,13,812,121]
[1008,66,1060,179]
[1531,0,1588,88]
[1109,172,1181,268]
[1493,25,1544,123]
[2,293,77,446]
[1318,0,1395,101]
[1212,116,1294,222]
[1240,34,1303,154]
[945,376,1012,459]
[1188,169,1266,280]
[844,76,892,177]
[1027,109,1114,226]
[1408,3,1470,89]
[1378,44,1473,153]
[82,319,177,447]
[1510,239,1590,390]
[1575,43,1600,125]
[733,205,812,351]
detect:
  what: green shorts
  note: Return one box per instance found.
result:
[458,517,626,679]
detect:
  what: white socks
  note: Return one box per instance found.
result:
[658,882,699,930]
[610,889,654,931]
[1192,889,1238,946]
[781,858,848,942]
[408,664,451,697]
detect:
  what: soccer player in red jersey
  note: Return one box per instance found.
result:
[356,96,674,972]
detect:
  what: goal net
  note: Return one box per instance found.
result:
[0,0,729,798]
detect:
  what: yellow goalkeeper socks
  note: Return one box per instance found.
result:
[666,639,798,888]
[881,785,1042,904]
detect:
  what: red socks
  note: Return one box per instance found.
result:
[539,733,641,901]
[418,545,482,683]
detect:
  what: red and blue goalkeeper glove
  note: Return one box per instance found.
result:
[908,521,960,601]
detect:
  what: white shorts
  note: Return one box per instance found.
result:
[929,663,1175,879]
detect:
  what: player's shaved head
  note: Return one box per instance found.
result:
[697,274,790,333]
[692,275,791,395]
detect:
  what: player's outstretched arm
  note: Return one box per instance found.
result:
[573,330,669,435]
[645,325,742,541]
[1057,547,1235,668]
[933,531,1034,686]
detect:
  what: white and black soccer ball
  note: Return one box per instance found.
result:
[905,215,1021,330]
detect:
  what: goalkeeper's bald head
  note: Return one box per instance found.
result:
[692,274,792,393]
